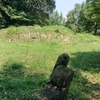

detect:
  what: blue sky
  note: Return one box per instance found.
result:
[55,0,85,17]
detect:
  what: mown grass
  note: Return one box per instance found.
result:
[0,25,100,100]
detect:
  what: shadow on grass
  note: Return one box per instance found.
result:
[70,51,100,73]
[67,51,100,100]
[0,61,47,100]
[0,51,100,100]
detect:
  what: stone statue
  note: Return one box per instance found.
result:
[38,53,74,100]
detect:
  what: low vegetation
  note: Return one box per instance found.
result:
[0,25,100,100]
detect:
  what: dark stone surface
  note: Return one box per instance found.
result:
[49,53,74,88]
[38,53,74,100]
[39,84,62,100]
[50,65,74,88]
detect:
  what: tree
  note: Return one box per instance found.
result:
[49,11,65,25]
[84,0,100,35]
[85,0,100,22]
[66,0,100,34]
[66,3,81,32]
[26,0,56,25]
[0,0,56,28]
[77,2,93,32]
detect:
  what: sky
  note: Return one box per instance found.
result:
[55,0,85,17]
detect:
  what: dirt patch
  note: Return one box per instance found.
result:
[40,33,52,41]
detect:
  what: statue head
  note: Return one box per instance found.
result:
[54,53,69,69]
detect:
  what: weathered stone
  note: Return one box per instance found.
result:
[39,84,62,100]
[38,53,74,100]
[50,65,74,88]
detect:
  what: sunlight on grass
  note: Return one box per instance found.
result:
[0,25,100,100]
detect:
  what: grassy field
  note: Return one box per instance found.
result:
[0,25,100,100]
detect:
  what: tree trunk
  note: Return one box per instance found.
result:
[94,23,98,35]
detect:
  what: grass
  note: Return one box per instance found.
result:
[0,25,100,100]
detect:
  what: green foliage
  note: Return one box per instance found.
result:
[85,1,100,22]
[66,0,100,34]
[0,26,100,100]
[0,0,56,28]
[66,3,82,32]
[49,11,66,25]
[0,12,7,28]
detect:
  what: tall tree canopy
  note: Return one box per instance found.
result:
[85,0,100,22]
[66,3,82,32]
[49,10,65,25]
[66,0,100,35]
[0,0,56,28]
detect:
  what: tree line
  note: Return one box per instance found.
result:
[0,0,56,27]
[0,0,100,35]
[66,0,100,35]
